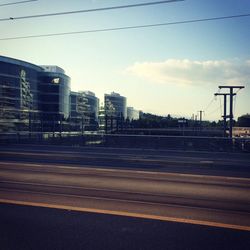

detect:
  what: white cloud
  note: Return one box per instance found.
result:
[126,59,250,86]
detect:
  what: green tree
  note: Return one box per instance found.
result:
[237,114,250,127]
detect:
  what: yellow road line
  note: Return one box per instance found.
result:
[0,199,250,232]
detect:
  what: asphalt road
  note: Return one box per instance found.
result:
[1,159,250,230]
[1,144,250,249]
[1,203,250,250]
[0,144,250,177]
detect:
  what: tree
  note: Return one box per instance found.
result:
[237,114,250,127]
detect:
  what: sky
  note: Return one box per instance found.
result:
[0,0,250,121]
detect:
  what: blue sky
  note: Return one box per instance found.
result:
[0,0,250,120]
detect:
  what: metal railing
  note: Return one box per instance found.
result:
[0,132,249,152]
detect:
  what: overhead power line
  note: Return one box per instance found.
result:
[204,97,215,112]
[0,0,37,7]
[0,0,184,21]
[0,13,249,41]
[206,106,221,116]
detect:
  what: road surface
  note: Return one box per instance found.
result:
[0,144,250,177]
[1,203,250,250]
[0,144,250,249]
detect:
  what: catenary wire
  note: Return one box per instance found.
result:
[0,0,37,7]
[1,13,250,41]
[0,0,184,21]
[204,97,215,112]
[235,88,242,95]
[207,106,222,116]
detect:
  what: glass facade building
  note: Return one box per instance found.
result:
[39,66,70,126]
[104,92,127,119]
[0,56,132,135]
[0,56,42,132]
[83,91,99,130]
[70,91,99,131]
[0,55,70,133]
[127,107,140,121]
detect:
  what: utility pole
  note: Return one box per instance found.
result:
[198,110,204,131]
[191,114,194,128]
[216,86,244,138]
[194,115,198,134]
[214,93,230,137]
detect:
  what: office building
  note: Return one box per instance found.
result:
[104,92,127,119]
[39,65,70,128]
[70,91,99,131]
[0,55,70,132]
[83,91,99,130]
[0,56,42,132]
[127,107,140,121]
